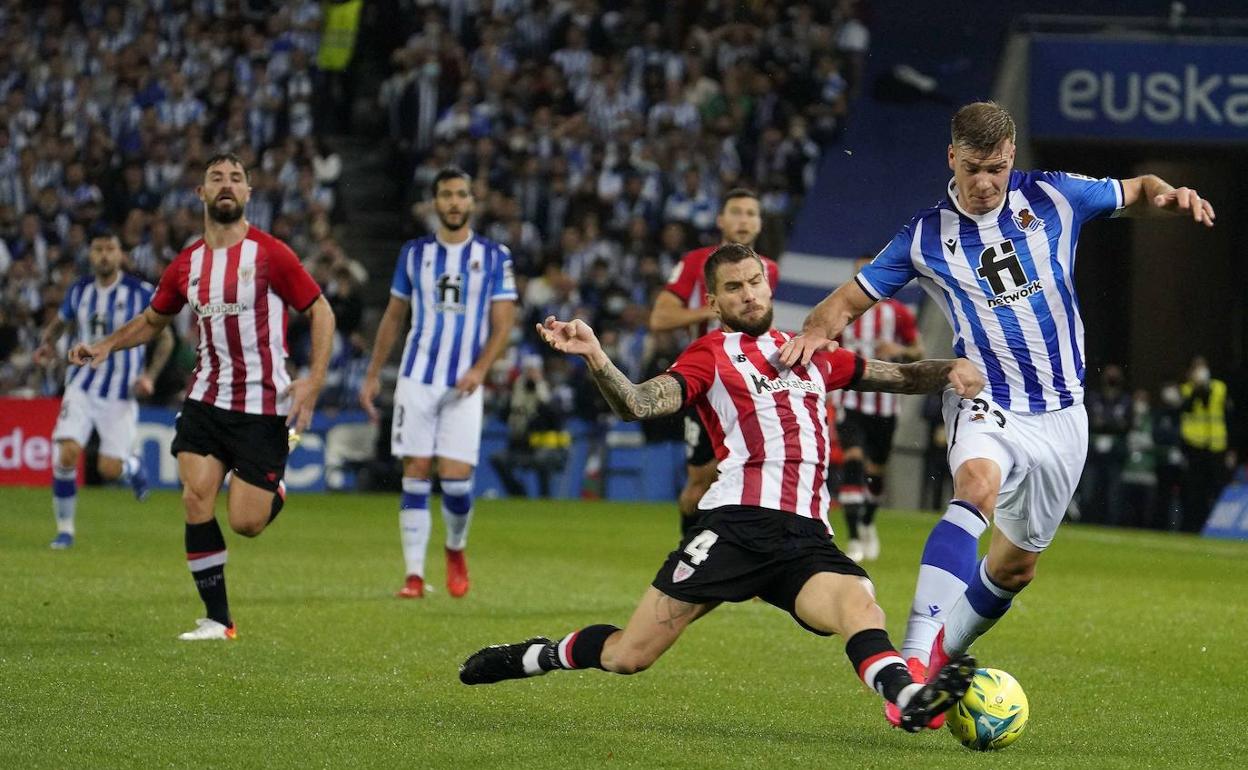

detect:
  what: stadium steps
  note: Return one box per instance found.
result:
[332,134,407,307]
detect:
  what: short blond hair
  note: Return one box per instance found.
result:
[951,102,1016,153]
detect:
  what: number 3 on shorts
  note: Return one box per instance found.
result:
[684,530,719,565]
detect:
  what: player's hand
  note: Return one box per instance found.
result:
[68,340,112,368]
[777,332,839,368]
[359,374,381,422]
[537,316,601,358]
[285,376,322,433]
[874,340,904,361]
[455,364,486,396]
[1153,187,1215,227]
[33,343,57,366]
[133,373,155,398]
[947,359,984,398]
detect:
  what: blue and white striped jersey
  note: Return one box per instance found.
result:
[60,274,154,400]
[391,233,518,386]
[857,169,1124,414]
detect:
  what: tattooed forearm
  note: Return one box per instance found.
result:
[589,359,684,421]
[857,358,957,394]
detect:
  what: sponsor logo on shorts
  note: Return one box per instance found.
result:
[672,560,695,583]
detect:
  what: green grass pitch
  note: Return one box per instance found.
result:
[4,487,1246,769]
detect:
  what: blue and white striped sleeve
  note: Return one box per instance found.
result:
[390,242,413,301]
[1047,171,1124,222]
[59,283,78,321]
[490,244,518,301]
[856,223,918,301]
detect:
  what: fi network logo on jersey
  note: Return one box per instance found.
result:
[434,273,465,313]
[978,240,1044,308]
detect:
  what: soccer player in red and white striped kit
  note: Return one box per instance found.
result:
[459,244,980,731]
[69,153,336,640]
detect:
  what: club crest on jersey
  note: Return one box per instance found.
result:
[237,265,255,284]
[672,560,695,583]
[1012,208,1045,233]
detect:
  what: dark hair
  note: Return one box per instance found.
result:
[703,242,765,293]
[204,152,249,181]
[951,101,1016,153]
[89,227,120,243]
[720,187,759,212]
[432,166,473,197]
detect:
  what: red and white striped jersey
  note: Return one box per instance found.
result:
[664,246,780,336]
[668,329,864,529]
[151,226,322,416]
[836,299,918,417]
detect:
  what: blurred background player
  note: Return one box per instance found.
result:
[360,167,518,599]
[460,244,984,733]
[648,189,780,535]
[69,154,336,640]
[782,101,1216,729]
[34,231,173,549]
[834,255,923,562]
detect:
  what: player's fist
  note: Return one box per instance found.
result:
[133,373,155,398]
[947,359,985,398]
[33,343,57,366]
[537,316,601,358]
[68,341,111,368]
[359,374,381,421]
[1153,187,1215,227]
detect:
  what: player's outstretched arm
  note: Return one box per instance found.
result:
[538,316,683,421]
[67,307,173,368]
[286,295,336,432]
[854,358,984,397]
[779,280,876,367]
[649,290,716,333]
[1120,174,1215,226]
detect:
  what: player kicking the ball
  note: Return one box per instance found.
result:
[459,244,981,732]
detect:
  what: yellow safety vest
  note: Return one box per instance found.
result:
[1180,379,1228,452]
[317,0,363,72]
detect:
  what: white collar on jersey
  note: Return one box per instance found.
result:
[946,177,1009,223]
[436,229,475,249]
[93,273,122,291]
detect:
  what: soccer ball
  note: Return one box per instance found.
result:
[945,667,1029,751]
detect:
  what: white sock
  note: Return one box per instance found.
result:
[901,500,989,663]
[120,455,140,482]
[942,559,1019,657]
[440,478,474,551]
[52,464,78,535]
[399,477,433,577]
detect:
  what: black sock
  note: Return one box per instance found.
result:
[539,624,621,671]
[843,504,863,540]
[268,488,285,524]
[840,459,866,538]
[864,473,884,525]
[185,519,231,627]
[846,628,913,704]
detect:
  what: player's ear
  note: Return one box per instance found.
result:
[947,145,956,171]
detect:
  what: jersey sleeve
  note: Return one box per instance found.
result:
[764,256,780,289]
[150,255,188,315]
[856,223,918,301]
[1044,171,1124,222]
[390,243,413,301]
[663,255,698,304]
[491,244,518,301]
[815,347,865,391]
[59,284,78,321]
[267,237,322,311]
[667,337,717,406]
[894,302,919,345]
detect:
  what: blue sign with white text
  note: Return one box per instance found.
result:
[1030,36,1248,143]
[1202,482,1248,541]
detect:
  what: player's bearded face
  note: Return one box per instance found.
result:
[949,139,1015,215]
[435,181,474,231]
[711,261,773,337]
[202,163,250,224]
[88,239,123,277]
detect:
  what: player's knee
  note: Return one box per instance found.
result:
[181,485,216,517]
[989,560,1035,592]
[57,441,81,468]
[96,457,123,481]
[955,466,999,513]
[228,515,267,538]
[603,648,655,675]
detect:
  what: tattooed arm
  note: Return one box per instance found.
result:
[536,315,684,421]
[854,357,984,397]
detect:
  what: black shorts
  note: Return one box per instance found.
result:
[683,411,715,467]
[170,399,289,492]
[838,410,898,466]
[652,505,868,636]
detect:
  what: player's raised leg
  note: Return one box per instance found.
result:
[177,452,234,640]
[793,572,976,732]
[459,586,715,684]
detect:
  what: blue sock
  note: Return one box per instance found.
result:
[53,464,77,535]
[399,478,432,578]
[441,477,473,551]
[902,500,989,662]
[942,558,1019,657]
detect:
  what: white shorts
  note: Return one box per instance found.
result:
[52,387,139,460]
[391,377,483,466]
[942,388,1088,552]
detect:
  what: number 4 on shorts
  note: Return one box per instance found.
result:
[683,530,719,565]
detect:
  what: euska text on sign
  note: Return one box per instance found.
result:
[1029,36,1248,142]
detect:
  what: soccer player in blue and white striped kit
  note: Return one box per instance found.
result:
[781,102,1215,728]
[360,168,517,599]
[35,232,174,549]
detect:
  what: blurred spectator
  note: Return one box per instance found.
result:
[1082,365,1133,525]
[1121,389,1157,529]
[1153,382,1186,531]
[489,355,569,497]
[1179,356,1233,532]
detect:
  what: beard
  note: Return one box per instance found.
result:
[722,306,773,337]
[208,197,244,224]
[437,210,469,231]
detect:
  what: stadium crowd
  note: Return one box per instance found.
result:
[0,0,360,402]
